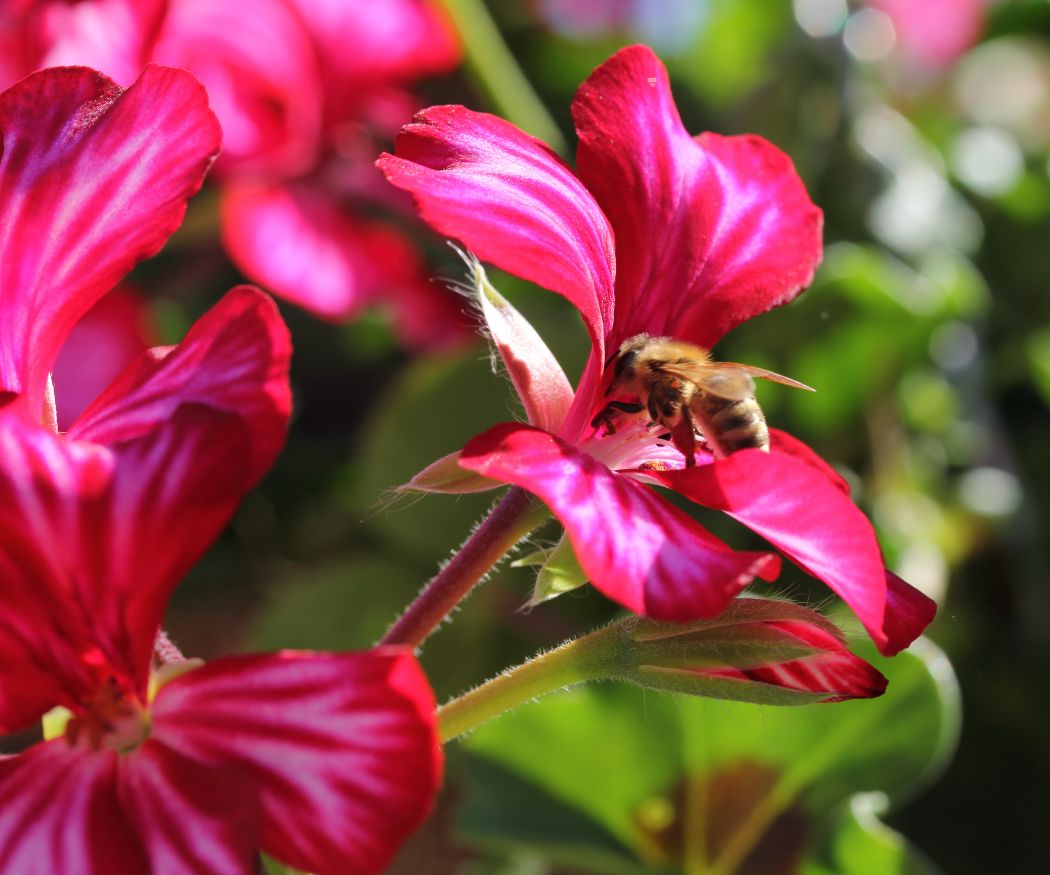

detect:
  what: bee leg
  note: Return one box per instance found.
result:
[591,400,644,434]
[670,411,697,467]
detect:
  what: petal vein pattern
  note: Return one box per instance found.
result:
[152,650,442,875]
[571,46,823,348]
[378,106,616,350]
[0,65,220,412]
[461,424,780,619]
[69,287,292,484]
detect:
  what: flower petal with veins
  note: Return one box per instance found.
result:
[0,64,220,412]
[152,649,442,875]
[573,45,823,349]
[462,423,780,619]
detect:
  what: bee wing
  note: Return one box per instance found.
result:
[719,363,815,392]
[660,362,756,401]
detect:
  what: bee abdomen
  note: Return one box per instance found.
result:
[696,396,769,456]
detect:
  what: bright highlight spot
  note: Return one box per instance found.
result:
[958,467,1022,517]
[929,321,979,371]
[843,9,896,61]
[950,127,1025,197]
[794,0,848,37]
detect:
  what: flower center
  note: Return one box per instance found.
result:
[66,677,150,754]
[580,418,684,474]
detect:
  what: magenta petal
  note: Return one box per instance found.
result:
[35,0,167,86]
[460,423,780,619]
[768,428,851,494]
[0,406,119,722]
[287,0,459,96]
[221,183,368,320]
[0,741,146,873]
[378,106,616,349]
[702,619,888,702]
[118,740,259,875]
[657,450,933,654]
[96,406,256,693]
[883,571,938,657]
[52,285,155,432]
[69,286,291,484]
[151,649,442,875]
[0,64,220,411]
[154,0,323,176]
[0,403,255,701]
[572,45,823,349]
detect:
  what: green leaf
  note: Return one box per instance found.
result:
[818,793,939,875]
[458,639,959,874]
[515,532,589,606]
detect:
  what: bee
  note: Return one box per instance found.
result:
[591,334,814,465]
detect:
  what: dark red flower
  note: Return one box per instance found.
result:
[379,45,935,655]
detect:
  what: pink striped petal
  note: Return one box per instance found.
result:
[151,649,442,875]
[52,285,156,432]
[378,106,616,350]
[470,257,573,432]
[655,450,934,654]
[701,619,888,703]
[0,403,256,702]
[0,64,220,413]
[0,405,119,722]
[118,740,259,875]
[69,286,291,484]
[0,740,146,874]
[572,45,823,349]
[460,423,780,619]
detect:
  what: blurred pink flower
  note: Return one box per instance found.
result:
[0,64,441,872]
[380,45,936,656]
[0,0,468,347]
[868,0,987,70]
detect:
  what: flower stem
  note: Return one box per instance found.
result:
[379,487,548,649]
[436,0,568,155]
[439,625,617,742]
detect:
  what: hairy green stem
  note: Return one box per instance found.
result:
[437,0,568,154]
[379,487,548,649]
[439,625,619,742]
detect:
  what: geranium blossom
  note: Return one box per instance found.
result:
[379,44,936,655]
[0,0,467,345]
[0,65,441,871]
[0,394,441,874]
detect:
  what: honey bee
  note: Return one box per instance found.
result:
[591,334,814,465]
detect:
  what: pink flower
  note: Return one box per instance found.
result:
[867,0,987,70]
[379,45,936,656]
[0,0,467,344]
[0,399,441,873]
[0,66,441,871]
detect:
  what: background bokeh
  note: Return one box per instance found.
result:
[31,0,1050,872]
